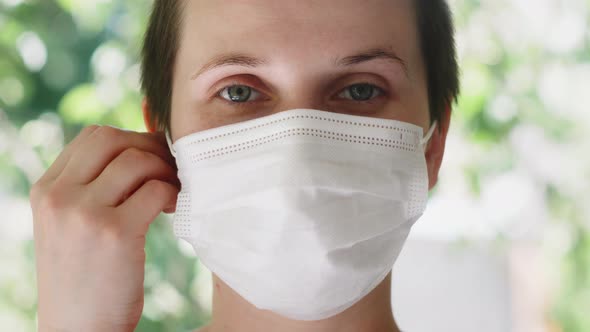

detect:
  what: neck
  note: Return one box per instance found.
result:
[205,272,400,332]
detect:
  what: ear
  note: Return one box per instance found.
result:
[142,98,157,133]
[425,104,452,190]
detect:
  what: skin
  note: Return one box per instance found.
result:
[30,127,180,332]
[151,0,450,331]
[164,0,447,189]
[31,0,450,331]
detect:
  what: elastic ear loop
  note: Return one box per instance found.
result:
[420,121,438,147]
[165,129,177,158]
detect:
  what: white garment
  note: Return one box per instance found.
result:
[167,109,435,321]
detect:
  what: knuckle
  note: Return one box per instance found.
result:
[120,147,153,164]
[29,181,45,205]
[98,223,124,245]
[147,179,171,196]
[70,206,99,226]
[37,185,64,213]
[96,125,122,142]
[81,124,101,136]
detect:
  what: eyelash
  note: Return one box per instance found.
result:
[214,82,388,107]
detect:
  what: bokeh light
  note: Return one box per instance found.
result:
[1,0,588,331]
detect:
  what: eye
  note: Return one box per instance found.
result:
[215,82,385,106]
[338,83,384,102]
[219,85,263,103]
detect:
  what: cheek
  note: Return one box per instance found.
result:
[385,83,430,132]
[170,79,208,140]
[171,77,249,141]
[400,44,431,130]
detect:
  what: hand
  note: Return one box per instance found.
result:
[29,125,180,332]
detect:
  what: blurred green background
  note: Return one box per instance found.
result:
[0,0,588,331]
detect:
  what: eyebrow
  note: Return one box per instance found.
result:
[190,47,409,80]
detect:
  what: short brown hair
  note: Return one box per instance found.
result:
[141,0,184,133]
[141,0,459,132]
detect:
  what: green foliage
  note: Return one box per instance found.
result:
[1,0,589,331]
[0,0,209,331]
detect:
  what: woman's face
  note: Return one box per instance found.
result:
[170,0,430,139]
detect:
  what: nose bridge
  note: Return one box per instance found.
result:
[264,59,332,115]
[273,100,324,114]
[270,82,328,115]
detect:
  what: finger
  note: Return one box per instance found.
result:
[59,127,176,185]
[89,148,180,207]
[39,125,101,183]
[118,179,179,232]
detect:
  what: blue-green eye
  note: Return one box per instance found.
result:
[219,85,262,103]
[338,83,383,101]
[218,83,383,104]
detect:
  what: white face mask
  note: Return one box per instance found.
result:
[166,109,436,321]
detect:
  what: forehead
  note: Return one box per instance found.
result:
[177,0,420,74]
